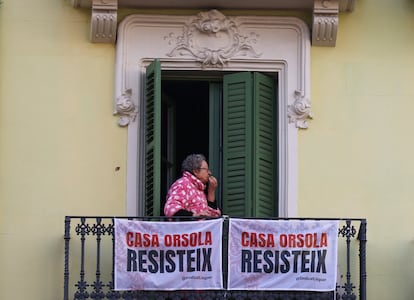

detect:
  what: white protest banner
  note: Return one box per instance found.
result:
[114,218,223,291]
[228,219,339,291]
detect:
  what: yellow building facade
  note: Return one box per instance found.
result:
[0,0,413,299]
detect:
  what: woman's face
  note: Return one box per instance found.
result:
[193,160,211,184]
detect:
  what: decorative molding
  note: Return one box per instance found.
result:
[72,0,355,47]
[114,89,137,126]
[312,0,339,46]
[90,0,118,43]
[114,12,310,216]
[165,10,261,68]
[288,90,313,129]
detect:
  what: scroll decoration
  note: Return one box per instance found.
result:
[115,89,137,127]
[165,10,261,68]
[288,90,313,129]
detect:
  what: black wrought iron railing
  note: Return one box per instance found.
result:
[64,216,367,300]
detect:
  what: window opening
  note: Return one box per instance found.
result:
[149,68,279,217]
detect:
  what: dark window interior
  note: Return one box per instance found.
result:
[160,80,210,211]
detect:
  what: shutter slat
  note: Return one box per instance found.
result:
[145,59,162,216]
[223,72,253,216]
[223,72,278,217]
[253,72,277,217]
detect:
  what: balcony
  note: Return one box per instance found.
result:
[64,216,366,300]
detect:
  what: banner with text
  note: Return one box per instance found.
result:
[114,218,224,291]
[228,219,339,291]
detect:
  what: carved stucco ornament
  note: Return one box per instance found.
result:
[288,90,313,129]
[114,89,137,126]
[165,10,261,68]
[90,0,118,43]
[72,0,356,46]
[312,0,339,46]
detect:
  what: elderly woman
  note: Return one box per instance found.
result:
[164,154,221,217]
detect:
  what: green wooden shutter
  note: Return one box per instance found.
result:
[209,82,222,206]
[222,72,277,217]
[253,72,277,217]
[145,59,162,216]
[222,72,254,216]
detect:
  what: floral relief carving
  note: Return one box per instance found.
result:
[288,90,313,129]
[115,89,137,126]
[165,10,261,67]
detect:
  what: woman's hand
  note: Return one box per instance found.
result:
[193,207,221,217]
[208,175,218,190]
[207,175,218,202]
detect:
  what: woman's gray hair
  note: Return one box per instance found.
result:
[181,154,206,173]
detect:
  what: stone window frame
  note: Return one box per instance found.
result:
[113,10,311,217]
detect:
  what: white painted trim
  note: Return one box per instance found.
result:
[114,11,311,217]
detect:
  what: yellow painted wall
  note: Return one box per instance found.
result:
[1,0,414,299]
[299,0,414,298]
[0,0,126,298]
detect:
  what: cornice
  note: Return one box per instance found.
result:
[71,0,355,46]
